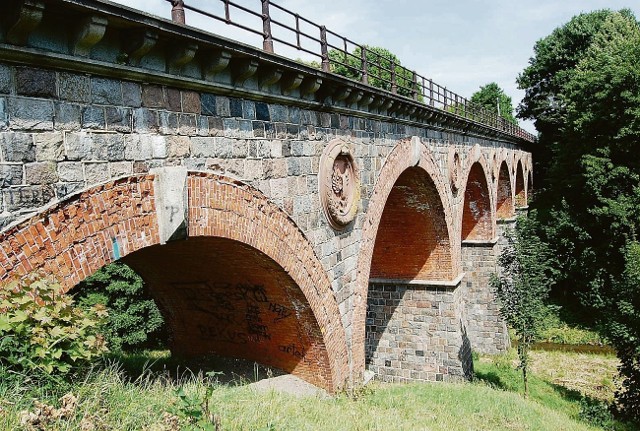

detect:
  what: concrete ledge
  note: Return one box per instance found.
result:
[462,237,498,246]
[369,272,465,289]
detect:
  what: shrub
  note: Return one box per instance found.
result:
[0,273,108,375]
[74,262,166,352]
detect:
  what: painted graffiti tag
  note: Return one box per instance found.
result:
[268,302,292,322]
[278,343,306,359]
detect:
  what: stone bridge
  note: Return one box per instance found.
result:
[0,0,533,392]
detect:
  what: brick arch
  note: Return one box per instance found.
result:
[0,173,348,392]
[515,160,526,207]
[352,137,458,379]
[461,159,494,240]
[496,161,514,219]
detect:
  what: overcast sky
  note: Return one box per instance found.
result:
[108,0,639,133]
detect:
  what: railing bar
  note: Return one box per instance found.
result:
[270,37,323,58]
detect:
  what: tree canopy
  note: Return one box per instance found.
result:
[470,82,517,125]
[517,9,640,420]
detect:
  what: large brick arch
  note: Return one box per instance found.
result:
[496,161,514,219]
[352,137,458,379]
[0,175,160,287]
[515,160,526,207]
[461,148,494,240]
[0,173,347,392]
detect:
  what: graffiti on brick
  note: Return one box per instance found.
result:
[268,302,292,322]
[246,303,271,342]
[278,343,306,359]
[234,284,268,303]
[197,324,248,345]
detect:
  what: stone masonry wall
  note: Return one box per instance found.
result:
[461,242,510,354]
[365,281,473,383]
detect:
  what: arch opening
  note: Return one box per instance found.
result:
[527,170,534,204]
[515,161,526,207]
[462,162,492,241]
[369,167,453,281]
[121,236,331,389]
[496,162,514,219]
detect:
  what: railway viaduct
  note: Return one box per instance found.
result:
[0,0,534,392]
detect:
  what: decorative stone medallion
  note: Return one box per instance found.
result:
[319,139,360,230]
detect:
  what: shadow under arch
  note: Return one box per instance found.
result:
[352,138,459,380]
[515,160,526,207]
[461,159,494,241]
[0,172,348,392]
[496,161,514,219]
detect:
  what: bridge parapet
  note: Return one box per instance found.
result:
[0,0,533,145]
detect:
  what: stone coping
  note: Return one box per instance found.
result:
[461,237,499,246]
[496,216,517,224]
[368,272,465,289]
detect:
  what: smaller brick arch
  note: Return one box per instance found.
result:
[352,137,458,379]
[461,161,494,240]
[515,160,526,207]
[496,161,514,219]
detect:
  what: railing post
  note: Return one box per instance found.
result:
[429,80,434,106]
[171,0,185,24]
[261,0,274,53]
[390,62,397,94]
[361,46,368,85]
[411,71,418,101]
[320,25,330,72]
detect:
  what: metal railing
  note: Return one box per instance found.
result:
[166,0,535,142]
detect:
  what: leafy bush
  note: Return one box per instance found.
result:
[0,273,108,375]
[74,262,166,352]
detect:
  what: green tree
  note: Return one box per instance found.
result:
[470,82,517,125]
[491,215,555,397]
[328,45,420,99]
[74,262,166,352]
[517,9,640,420]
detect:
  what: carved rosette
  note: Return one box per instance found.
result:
[319,139,360,230]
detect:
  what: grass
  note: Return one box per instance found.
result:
[0,349,634,431]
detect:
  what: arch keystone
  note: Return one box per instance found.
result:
[151,166,188,243]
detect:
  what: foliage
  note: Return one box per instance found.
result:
[0,352,612,431]
[0,273,108,376]
[74,262,166,352]
[328,45,420,99]
[491,215,555,396]
[470,82,518,125]
[516,8,640,421]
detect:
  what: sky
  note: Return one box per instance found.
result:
[108,0,640,133]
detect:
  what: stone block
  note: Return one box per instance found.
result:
[58,72,91,103]
[15,67,56,98]
[25,162,58,185]
[141,84,165,108]
[255,102,269,121]
[34,132,64,161]
[0,65,10,94]
[158,111,178,134]
[109,161,133,177]
[0,164,23,187]
[122,81,142,107]
[178,114,196,135]
[2,184,54,211]
[8,98,53,131]
[57,162,84,182]
[242,100,256,119]
[190,137,217,158]
[106,107,132,132]
[150,135,167,159]
[54,182,85,199]
[1,132,34,162]
[215,96,230,117]
[167,135,191,159]
[91,77,122,105]
[133,108,159,133]
[84,162,109,184]
[229,98,242,118]
[201,93,216,116]
[54,102,82,130]
[182,91,201,113]
[81,106,105,129]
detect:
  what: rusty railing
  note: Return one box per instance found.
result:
[166,0,535,142]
